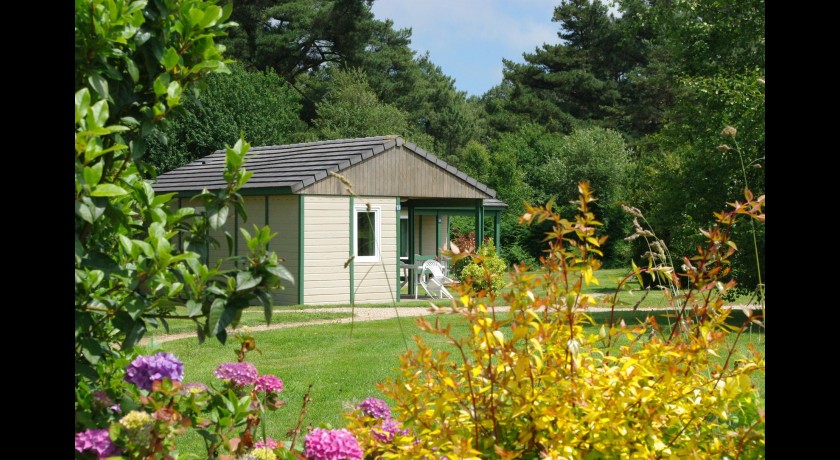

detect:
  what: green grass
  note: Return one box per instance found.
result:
[158,307,764,456]
[272,267,759,311]
[144,309,353,337]
[501,267,759,309]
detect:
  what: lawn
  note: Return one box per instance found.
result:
[268,267,758,312]
[144,308,353,337]
[157,306,765,456]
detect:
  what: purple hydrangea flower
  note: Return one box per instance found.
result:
[253,437,279,449]
[74,428,121,459]
[254,374,284,393]
[357,397,391,420]
[372,418,409,443]
[214,362,258,386]
[304,428,363,460]
[124,352,184,391]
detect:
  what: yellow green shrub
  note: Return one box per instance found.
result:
[346,183,765,459]
[459,240,508,293]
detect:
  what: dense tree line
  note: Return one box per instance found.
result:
[145,0,764,293]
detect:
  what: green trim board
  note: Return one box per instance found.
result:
[435,213,441,257]
[408,205,415,295]
[264,196,269,250]
[298,195,305,305]
[177,197,183,251]
[475,199,485,250]
[349,196,355,305]
[493,211,501,247]
[418,215,423,256]
[396,197,401,302]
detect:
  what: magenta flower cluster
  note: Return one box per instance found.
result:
[253,437,279,449]
[254,374,284,393]
[357,397,390,420]
[372,418,409,443]
[124,352,184,391]
[74,428,120,459]
[304,428,363,460]
[357,397,408,444]
[214,362,258,386]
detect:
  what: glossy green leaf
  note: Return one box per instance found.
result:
[153,73,170,96]
[75,88,90,124]
[186,300,202,317]
[208,298,226,336]
[208,204,229,231]
[134,28,151,45]
[91,184,129,197]
[133,239,154,258]
[88,74,109,100]
[88,99,109,129]
[235,271,261,291]
[80,338,104,365]
[75,200,94,224]
[125,57,140,83]
[125,295,145,320]
[83,162,103,186]
[118,235,134,255]
[163,47,180,70]
[121,320,147,350]
[266,264,295,284]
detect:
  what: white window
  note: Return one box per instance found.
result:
[354,206,381,263]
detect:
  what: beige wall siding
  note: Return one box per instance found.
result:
[353,197,398,304]
[415,214,447,257]
[267,195,300,306]
[303,196,351,305]
[300,146,490,199]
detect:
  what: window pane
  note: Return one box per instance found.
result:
[357,211,376,257]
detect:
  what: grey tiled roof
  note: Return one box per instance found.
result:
[152,136,499,198]
[483,198,509,209]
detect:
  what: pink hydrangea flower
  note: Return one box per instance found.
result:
[214,362,258,386]
[74,428,121,459]
[253,437,279,449]
[304,428,363,460]
[255,374,284,393]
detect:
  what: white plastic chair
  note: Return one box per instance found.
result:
[419,259,454,299]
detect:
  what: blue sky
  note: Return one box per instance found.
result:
[370,0,564,98]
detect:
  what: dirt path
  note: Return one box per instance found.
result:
[142,304,762,345]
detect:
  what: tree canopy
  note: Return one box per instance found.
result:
[126,0,765,292]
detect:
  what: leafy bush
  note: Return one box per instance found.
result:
[458,239,508,293]
[74,330,355,460]
[75,0,296,455]
[347,183,765,458]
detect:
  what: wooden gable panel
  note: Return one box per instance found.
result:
[299,146,491,198]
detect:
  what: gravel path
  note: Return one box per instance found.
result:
[142,304,762,345]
